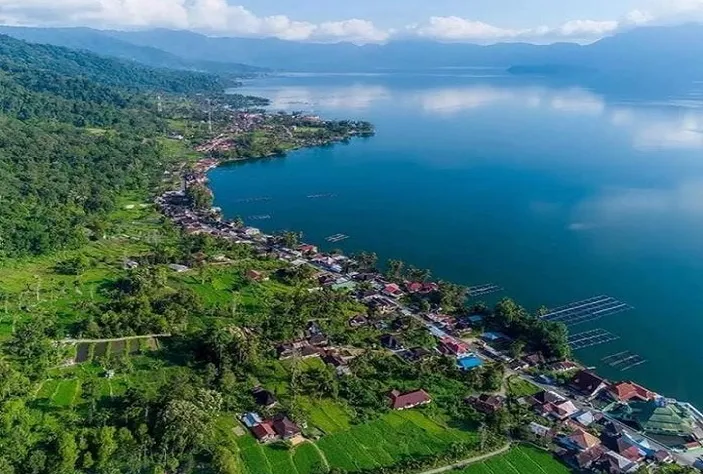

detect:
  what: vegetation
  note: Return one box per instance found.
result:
[454,445,571,474]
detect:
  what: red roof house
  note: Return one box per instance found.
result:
[389,389,432,410]
[383,283,404,298]
[569,370,608,399]
[272,415,301,439]
[251,421,277,442]
[607,381,656,403]
[247,269,269,282]
[439,337,471,357]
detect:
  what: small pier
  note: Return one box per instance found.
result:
[307,193,337,199]
[602,351,648,371]
[568,328,620,350]
[235,196,272,203]
[541,295,632,326]
[326,233,349,243]
[468,284,503,298]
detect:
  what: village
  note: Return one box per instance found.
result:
[155,157,703,473]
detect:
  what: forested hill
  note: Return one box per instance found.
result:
[0,35,222,259]
[0,34,223,93]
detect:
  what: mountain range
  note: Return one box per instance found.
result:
[2,23,703,80]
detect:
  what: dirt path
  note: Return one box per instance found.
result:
[416,443,512,474]
[61,333,171,343]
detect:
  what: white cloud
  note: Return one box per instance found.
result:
[0,0,700,44]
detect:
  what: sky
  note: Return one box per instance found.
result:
[0,0,702,44]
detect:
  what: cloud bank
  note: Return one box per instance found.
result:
[0,0,699,44]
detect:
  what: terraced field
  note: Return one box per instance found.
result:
[236,409,478,474]
[457,446,571,474]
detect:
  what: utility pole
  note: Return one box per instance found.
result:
[157,94,163,114]
[207,98,213,134]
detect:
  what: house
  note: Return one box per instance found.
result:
[607,381,656,403]
[272,415,301,439]
[549,360,580,373]
[532,391,578,420]
[251,421,277,442]
[481,332,508,343]
[529,422,552,438]
[573,410,598,427]
[532,390,566,406]
[247,269,269,282]
[405,282,424,294]
[383,283,404,298]
[243,227,261,237]
[457,354,483,371]
[308,334,329,347]
[168,264,190,273]
[609,399,695,439]
[299,244,318,255]
[522,353,545,367]
[467,394,505,414]
[241,412,263,428]
[439,337,471,357]
[567,429,602,452]
[573,445,606,470]
[380,334,402,351]
[653,450,673,464]
[349,315,368,327]
[599,451,640,473]
[569,370,608,399]
[252,388,277,408]
[551,400,579,420]
[389,389,432,410]
[402,347,434,363]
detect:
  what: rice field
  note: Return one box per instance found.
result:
[237,409,478,474]
[71,336,160,364]
[457,446,571,474]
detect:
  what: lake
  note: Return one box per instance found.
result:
[210,72,703,407]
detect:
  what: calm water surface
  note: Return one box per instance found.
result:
[210,73,703,406]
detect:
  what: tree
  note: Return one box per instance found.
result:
[385,259,405,281]
[5,318,58,378]
[56,432,79,474]
[185,183,213,211]
[96,426,118,468]
[407,266,432,282]
[353,251,378,272]
[212,447,240,474]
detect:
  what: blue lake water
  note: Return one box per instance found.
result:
[211,73,703,406]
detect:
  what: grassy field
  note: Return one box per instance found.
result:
[235,409,478,474]
[507,377,541,398]
[456,446,571,474]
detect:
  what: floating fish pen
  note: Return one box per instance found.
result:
[541,295,632,326]
[249,215,272,220]
[568,328,620,350]
[235,196,272,203]
[326,233,349,243]
[468,284,503,297]
[307,193,337,199]
[603,351,648,371]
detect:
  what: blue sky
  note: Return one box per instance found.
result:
[0,0,699,44]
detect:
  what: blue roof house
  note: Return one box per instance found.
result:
[458,354,483,370]
[241,412,263,428]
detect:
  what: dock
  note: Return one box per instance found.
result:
[307,193,337,199]
[326,233,349,243]
[235,196,272,203]
[568,328,620,350]
[540,295,632,326]
[468,284,503,298]
[603,351,648,371]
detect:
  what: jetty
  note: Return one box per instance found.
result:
[568,328,619,350]
[326,233,349,243]
[307,193,337,199]
[540,295,632,326]
[235,196,272,203]
[468,284,503,298]
[603,351,648,371]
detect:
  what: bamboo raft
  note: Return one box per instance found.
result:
[326,233,349,243]
[541,295,632,326]
[468,284,503,298]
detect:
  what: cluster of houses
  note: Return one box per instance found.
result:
[241,387,303,444]
[276,321,357,376]
[508,368,703,472]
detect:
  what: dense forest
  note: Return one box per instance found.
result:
[0,35,222,259]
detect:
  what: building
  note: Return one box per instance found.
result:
[349,315,368,327]
[457,354,483,371]
[529,422,552,438]
[609,399,695,440]
[467,394,505,414]
[241,412,263,428]
[272,415,301,440]
[439,336,471,357]
[252,388,277,409]
[607,381,656,403]
[251,421,277,442]
[247,269,269,282]
[549,360,580,373]
[383,283,404,298]
[380,334,402,351]
[569,370,608,399]
[389,389,432,410]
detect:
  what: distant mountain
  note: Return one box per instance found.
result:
[3,23,703,79]
[0,26,264,75]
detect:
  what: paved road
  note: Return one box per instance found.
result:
[417,443,512,474]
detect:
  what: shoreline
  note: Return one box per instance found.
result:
[156,109,703,467]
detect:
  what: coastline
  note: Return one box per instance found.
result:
[156,108,703,468]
